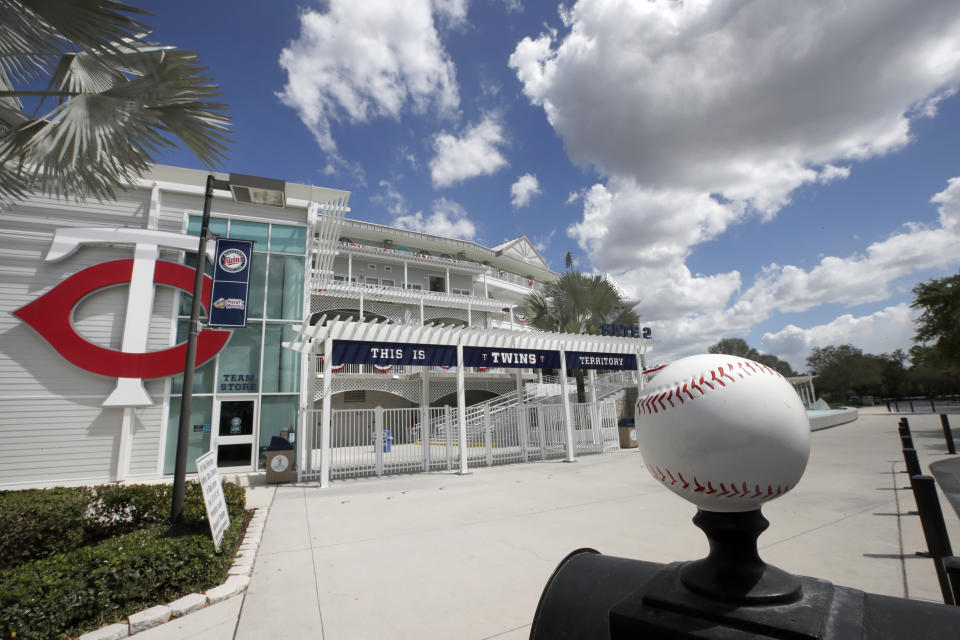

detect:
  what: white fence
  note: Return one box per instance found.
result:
[301,401,620,481]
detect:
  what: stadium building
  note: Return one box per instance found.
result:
[0,165,652,489]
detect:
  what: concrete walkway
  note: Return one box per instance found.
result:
[147,409,960,639]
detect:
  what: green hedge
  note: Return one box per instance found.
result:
[0,482,246,639]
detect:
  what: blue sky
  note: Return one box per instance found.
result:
[139,0,960,372]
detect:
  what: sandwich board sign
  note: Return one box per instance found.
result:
[195,450,230,551]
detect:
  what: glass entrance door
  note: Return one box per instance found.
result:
[213,398,257,470]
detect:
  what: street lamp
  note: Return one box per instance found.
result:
[171,172,286,523]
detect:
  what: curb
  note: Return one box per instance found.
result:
[79,505,268,640]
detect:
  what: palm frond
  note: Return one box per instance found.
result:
[0,40,230,204]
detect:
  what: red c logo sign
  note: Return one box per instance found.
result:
[14,259,232,379]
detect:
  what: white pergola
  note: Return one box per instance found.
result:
[287,318,654,486]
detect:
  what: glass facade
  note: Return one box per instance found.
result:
[164,215,306,474]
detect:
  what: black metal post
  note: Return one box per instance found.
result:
[931,399,936,412]
[901,434,915,451]
[903,448,921,478]
[886,400,891,412]
[910,400,915,413]
[911,475,955,605]
[895,399,900,412]
[171,174,219,523]
[942,414,957,455]
[945,556,960,607]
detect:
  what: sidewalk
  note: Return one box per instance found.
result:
[145,410,960,639]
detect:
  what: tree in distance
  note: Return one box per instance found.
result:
[0,0,230,207]
[707,337,798,377]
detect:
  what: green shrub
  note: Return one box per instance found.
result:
[0,487,94,569]
[0,481,246,639]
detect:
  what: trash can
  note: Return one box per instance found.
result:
[265,436,294,484]
[617,417,637,449]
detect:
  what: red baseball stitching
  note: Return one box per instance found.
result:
[636,360,783,416]
[645,464,790,501]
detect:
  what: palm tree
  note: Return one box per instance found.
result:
[523,271,639,402]
[0,0,230,207]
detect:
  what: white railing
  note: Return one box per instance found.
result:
[315,357,529,376]
[302,400,620,481]
[331,240,485,272]
[314,280,508,312]
[483,266,545,292]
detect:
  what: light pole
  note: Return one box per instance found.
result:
[171,173,286,523]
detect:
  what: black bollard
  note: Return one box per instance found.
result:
[910,400,915,413]
[911,475,955,605]
[901,434,915,451]
[945,556,960,608]
[931,399,936,412]
[903,447,921,478]
[886,400,892,413]
[942,414,957,455]
[895,399,900,412]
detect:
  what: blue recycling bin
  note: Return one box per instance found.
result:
[383,429,392,452]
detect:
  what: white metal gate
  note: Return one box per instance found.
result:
[300,400,620,482]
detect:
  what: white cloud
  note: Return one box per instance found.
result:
[371,180,408,216]
[510,0,960,362]
[511,1,960,216]
[761,304,916,373]
[393,197,477,240]
[429,115,509,188]
[565,190,581,204]
[278,0,461,163]
[532,229,555,254]
[510,173,542,208]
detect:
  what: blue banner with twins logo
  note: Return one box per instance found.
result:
[209,238,254,328]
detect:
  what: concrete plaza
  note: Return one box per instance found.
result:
[140,409,960,639]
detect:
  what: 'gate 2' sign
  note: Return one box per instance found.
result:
[600,324,652,339]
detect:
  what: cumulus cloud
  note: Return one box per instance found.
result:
[430,115,509,188]
[761,304,916,372]
[510,173,542,208]
[511,1,960,214]
[509,0,960,357]
[393,197,477,240]
[278,0,462,164]
[371,180,408,216]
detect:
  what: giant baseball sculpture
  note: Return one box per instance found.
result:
[636,353,810,512]
[636,353,811,602]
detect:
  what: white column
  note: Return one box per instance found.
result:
[421,367,430,472]
[456,342,469,474]
[116,409,134,481]
[516,368,528,463]
[559,348,575,463]
[419,295,424,325]
[588,368,601,450]
[348,253,352,283]
[403,261,408,289]
[319,336,333,488]
[445,267,450,293]
[374,406,384,477]
[509,305,515,330]
[467,303,472,327]
[483,271,488,298]
[638,351,647,393]
[359,289,364,320]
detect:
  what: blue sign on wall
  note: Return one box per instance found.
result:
[462,346,560,369]
[565,351,637,371]
[209,239,253,328]
[333,340,457,366]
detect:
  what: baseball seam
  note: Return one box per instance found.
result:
[646,464,791,500]
[636,360,783,416]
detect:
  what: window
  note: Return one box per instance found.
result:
[266,255,304,319]
[381,279,395,288]
[368,264,377,270]
[383,265,392,272]
[229,220,269,251]
[333,274,346,281]
[270,225,306,254]
[365,277,378,285]
[406,283,422,290]
[262,324,300,393]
